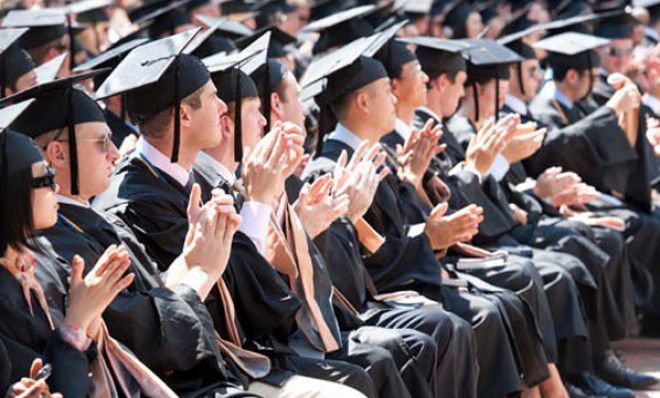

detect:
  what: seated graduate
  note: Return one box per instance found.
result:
[248,55,480,398]
[0,112,176,397]
[196,44,434,398]
[299,34,542,398]
[92,29,374,398]
[0,31,37,98]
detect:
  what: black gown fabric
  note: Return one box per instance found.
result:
[192,158,431,398]
[41,203,253,396]
[94,152,386,396]
[303,137,526,397]
[0,239,91,398]
[529,89,660,317]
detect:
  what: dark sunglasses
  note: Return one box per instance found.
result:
[32,167,57,191]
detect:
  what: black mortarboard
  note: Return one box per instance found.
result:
[0,70,108,195]
[254,0,295,28]
[443,0,473,39]
[235,25,295,58]
[1,9,68,50]
[461,39,522,121]
[132,0,195,38]
[370,19,413,78]
[301,31,389,151]
[302,4,377,54]
[220,0,258,15]
[95,28,211,163]
[534,32,608,95]
[398,36,469,79]
[0,28,33,98]
[499,5,534,37]
[594,8,637,39]
[205,31,269,159]
[73,37,149,87]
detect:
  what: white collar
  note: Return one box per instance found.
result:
[56,194,90,208]
[553,86,574,110]
[196,151,236,184]
[327,123,366,152]
[416,106,442,123]
[394,118,413,141]
[504,95,528,116]
[136,137,191,187]
[643,93,660,116]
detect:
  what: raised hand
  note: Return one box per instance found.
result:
[533,167,582,199]
[333,144,389,224]
[551,182,599,207]
[465,114,519,176]
[242,122,305,205]
[424,203,484,250]
[64,246,134,335]
[397,120,446,188]
[294,174,350,238]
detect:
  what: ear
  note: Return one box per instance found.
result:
[44,140,67,169]
[220,113,232,137]
[566,69,578,84]
[390,78,402,98]
[270,91,282,119]
[179,103,194,127]
[356,91,370,113]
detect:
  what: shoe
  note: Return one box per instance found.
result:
[596,350,659,389]
[565,382,604,398]
[578,372,635,398]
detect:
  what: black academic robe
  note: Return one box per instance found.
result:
[192,158,425,398]
[0,239,91,398]
[303,137,525,397]
[105,109,138,149]
[41,203,249,395]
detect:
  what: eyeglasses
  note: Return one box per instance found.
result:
[608,47,633,57]
[57,134,113,153]
[32,167,57,191]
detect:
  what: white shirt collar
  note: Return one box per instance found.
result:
[136,137,191,187]
[643,93,660,116]
[416,106,442,123]
[196,151,237,185]
[553,86,574,109]
[56,194,90,208]
[504,95,528,116]
[327,123,366,152]
[394,118,413,141]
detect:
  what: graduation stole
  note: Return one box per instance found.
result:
[213,279,271,379]
[265,197,340,353]
[0,250,54,330]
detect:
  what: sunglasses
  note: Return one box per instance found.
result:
[32,167,57,191]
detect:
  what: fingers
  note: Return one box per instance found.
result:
[70,255,85,287]
[94,244,118,276]
[429,202,449,220]
[187,184,202,222]
[29,359,42,379]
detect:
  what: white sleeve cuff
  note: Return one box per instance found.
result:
[239,201,272,255]
[488,154,511,181]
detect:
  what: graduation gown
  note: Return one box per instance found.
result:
[303,137,525,397]
[0,240,91,398]
[193,159,424,398]
[41,203,250,396]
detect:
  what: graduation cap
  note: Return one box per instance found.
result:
[0,69,108,195]
[498,31,537,96]
[1,9,68,51]
[132,0,195,38]
[196,14,255,38]
[370,19,415,78]
[594,7,638,39]
[402,0,433,19]
[309,0,356,20]
[73,37,149,86]
[95,28,211,164]
[183,18,241,58]
[254,0,296,28]
[219,0,258,16]
[204,31,269,159]
[69,0,113,24]
[498,4,535,37]
[398,36,470,79]
[534,32,609,96]
[235,25,295,58]
[34,52,67,83]
[0,28,33,99]
[301,30,390,152]
[461,39,523,121]
[302,4,377,54]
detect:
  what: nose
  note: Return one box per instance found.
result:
[218,97,228,114]
[259,111,267,126]
[108,140,120,162]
